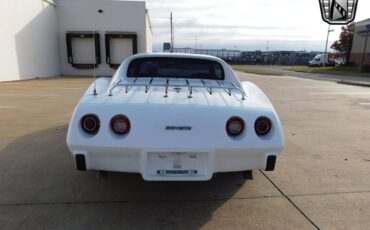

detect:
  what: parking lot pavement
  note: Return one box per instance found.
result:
[0,74,369,229]
[236,65,370,83]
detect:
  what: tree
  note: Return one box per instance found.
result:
[330,23,354,64]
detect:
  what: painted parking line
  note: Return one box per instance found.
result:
[0,94,59,97]
[38,94,59,97]
[284,86,344,89]
[310,92,370,95]
[62,87,82,90]
[0,105,16,109]
[273,98,337,102]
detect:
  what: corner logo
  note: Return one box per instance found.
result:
[319,0,359,25]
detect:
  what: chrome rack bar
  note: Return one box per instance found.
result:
[43,0,56,7]
[111,77,247,100]
[201,80,212,95]
[216,80,231,96]
[125,78,138,93]
[186,79,193,98]
[164,79,169,97]
[108,78,122,96]
[145,78,153,93]
[229,81,246,100]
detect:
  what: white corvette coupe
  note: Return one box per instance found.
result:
[67,53,285,181]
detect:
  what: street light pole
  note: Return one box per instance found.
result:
[324,25,335,67]
[195,37,198,53]
[170,12,174,53]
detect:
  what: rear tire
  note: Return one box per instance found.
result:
[96,170,108,179]
[242,170,253,180]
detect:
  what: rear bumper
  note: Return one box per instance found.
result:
[71,147,281,181]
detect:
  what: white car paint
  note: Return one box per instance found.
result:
[308,54,327,67]
[66,53,285,181]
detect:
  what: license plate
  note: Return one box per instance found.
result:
[145,152,208,177]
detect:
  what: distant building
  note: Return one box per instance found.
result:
[241,50,320,65]
[0,0,152,82]
[171,46,321,65]
[172,48,241,61]
[163,43,171,52]
[350,18,370,70]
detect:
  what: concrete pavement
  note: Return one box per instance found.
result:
[0,74,369,229]
[236,65,370,83]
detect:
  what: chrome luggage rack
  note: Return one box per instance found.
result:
[108,77,246,100]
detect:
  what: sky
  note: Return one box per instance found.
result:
[144,0,370,52]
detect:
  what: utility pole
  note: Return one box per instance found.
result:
[266,41,269,60]
[324,25,335,67]
[170,12,174,53]
[195,37,198,50]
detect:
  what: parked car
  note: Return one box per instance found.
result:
[66,53,285,181]
[308,54,335,67]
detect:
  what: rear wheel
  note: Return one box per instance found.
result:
[96,170,108,179]
[242,170,253,180]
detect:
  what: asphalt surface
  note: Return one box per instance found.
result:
[236,65,370,83]
[0,74,370,229]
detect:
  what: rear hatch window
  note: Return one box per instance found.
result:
[127,57,225,80]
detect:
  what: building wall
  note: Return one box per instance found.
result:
[350,19,370,66]
[0,0,151,81]
[0,0,61,82]
[145,10,153,53]
[57,0,148,76]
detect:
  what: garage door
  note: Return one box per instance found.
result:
[105,33,137,68]
[72,37,95,64]
[66,32,101,69]
[110,38,133,65]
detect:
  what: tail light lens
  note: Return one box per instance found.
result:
[255,117,272,136]
[80,114,100,134]
[226,116,245,137]
[110,114,131,135]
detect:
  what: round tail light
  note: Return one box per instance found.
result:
[226,116,245,137]
[255,117,272,136]
[110,114,131,135]
[80,114,100,134]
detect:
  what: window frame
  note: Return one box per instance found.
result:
[126,57,225,80]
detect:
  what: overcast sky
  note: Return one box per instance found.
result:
[144,0,370,52]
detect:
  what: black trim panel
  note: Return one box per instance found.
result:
[66,32,101,69]
[75,154,87,171]
[265,155,276,171]
[127,57,225,80]
[105,32,137,69]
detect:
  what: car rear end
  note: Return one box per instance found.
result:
[67,84,284,181]
[66,54,285,181]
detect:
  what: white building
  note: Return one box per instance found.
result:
[0,0,152,82]
[350,18,370,70]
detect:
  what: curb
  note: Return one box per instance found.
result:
[337,80,370,87]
